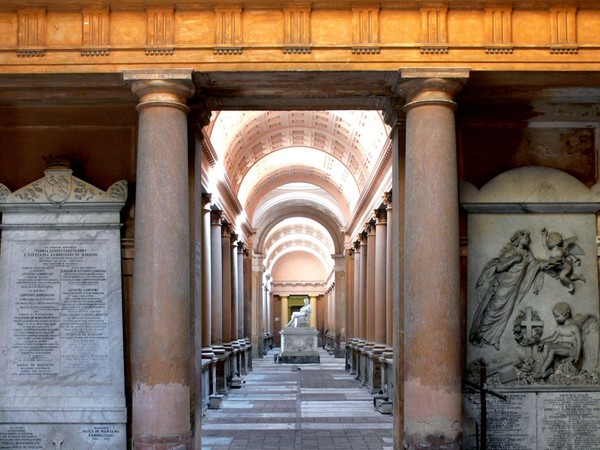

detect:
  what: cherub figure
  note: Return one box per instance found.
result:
[541,228,585,294]
[534,302,582,379]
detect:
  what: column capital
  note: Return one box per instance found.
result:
[398,68,469,109]
[201,192,212,208]
[210,208,223,225]
[123,68,195,112]
[374,207,387,224]
[382,191,392,207]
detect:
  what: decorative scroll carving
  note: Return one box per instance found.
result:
[82,8,110,56]
[0,184,11,203]
[2,161,126,207]
[146,7,174,56]
[17,8,46,57]
[107,180,128,202]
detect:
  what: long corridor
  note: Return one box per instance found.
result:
[202,349,394,450]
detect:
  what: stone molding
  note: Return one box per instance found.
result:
[0,165,126,213]
[0,4,598,71]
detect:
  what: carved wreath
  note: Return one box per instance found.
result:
[513,309,544,347]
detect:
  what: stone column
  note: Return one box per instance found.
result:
[231,235,239,342]
[251,254,265,358]
[399,68,468,449]
[359,232,368,340]
[346,248,355,342]
[383,97,406,450]
[201,194,213,358]
[237,244,246,339]
[280,295,289,326]
[333,253,346,355]
[374,208,387,345]
[353,240,361,340]
[124,69,194,449]
[365,221,376,344]
[383,192,393,348]
[309,295,318,328]
[221,224,232,346]
[211,209,224,348]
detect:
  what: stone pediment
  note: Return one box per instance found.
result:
[0,165,127,212]
[460,166,600,213]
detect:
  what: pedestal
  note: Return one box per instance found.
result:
[279,327,320,364]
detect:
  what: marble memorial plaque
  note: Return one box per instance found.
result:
[463,392,536,450]
[0,165,127,449]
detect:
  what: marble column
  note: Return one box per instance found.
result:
[365,221,376,344]
[221,224,232,346]
[353,240,361,340]
[211,210,224,348]
[231,236,239,342]
[374,208,387,346]
[333,254,346,355]
[346,248,355,342]
[400,68,468,449]
[383,192,394,348]
[359,232,368,341]
[201,194,214,358]
[251,254,265,358]
[383,97,406,450]
[280,295,289,326]
[309,295,318,328]
[237,245,246,340]
[124,69,194,449]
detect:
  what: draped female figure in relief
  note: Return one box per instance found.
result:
[469,230,547,351]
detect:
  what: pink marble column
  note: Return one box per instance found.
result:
[346,248,355,341]
[231,235,239,342]
[400,69,468,449]
[237,244,246,340]
[201,195,213,358]
[374,208,387,346]
[353,240,361,340]
[124,69,194,449]
[383,193,393,349]
[221,224,232,346]
[359,232,368,341]
[365,221,376,344]
[211,209,224,348]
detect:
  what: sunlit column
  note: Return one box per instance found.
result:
[211,209,224,348]
[280,295,289,327]
[309,295,318,328]
[365,221,376,343]
[222,223,232,345]
[374,208,387,346]
[400,68,468,449]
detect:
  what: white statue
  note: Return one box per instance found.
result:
[285,297,312,327]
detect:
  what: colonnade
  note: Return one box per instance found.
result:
[125,67,468,449]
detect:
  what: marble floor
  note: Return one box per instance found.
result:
[202,348,394,450]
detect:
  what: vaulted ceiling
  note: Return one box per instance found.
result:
[207,109,390,279]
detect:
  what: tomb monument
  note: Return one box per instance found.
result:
[0,160,127,449]
[461,166,600,450]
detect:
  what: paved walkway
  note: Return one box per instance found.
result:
[202,348,393,450]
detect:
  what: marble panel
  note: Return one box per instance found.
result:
[0,167,127,449]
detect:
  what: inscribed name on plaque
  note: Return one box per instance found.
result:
[10,240,110,384]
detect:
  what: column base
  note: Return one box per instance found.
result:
[404,421,461,450]
[134,432,192,450]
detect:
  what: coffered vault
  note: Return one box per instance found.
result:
[207,109,391,280]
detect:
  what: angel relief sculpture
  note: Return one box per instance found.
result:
[541,228,585,294]
[469,228,586,351]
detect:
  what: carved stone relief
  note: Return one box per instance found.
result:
[466,227,599,387]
